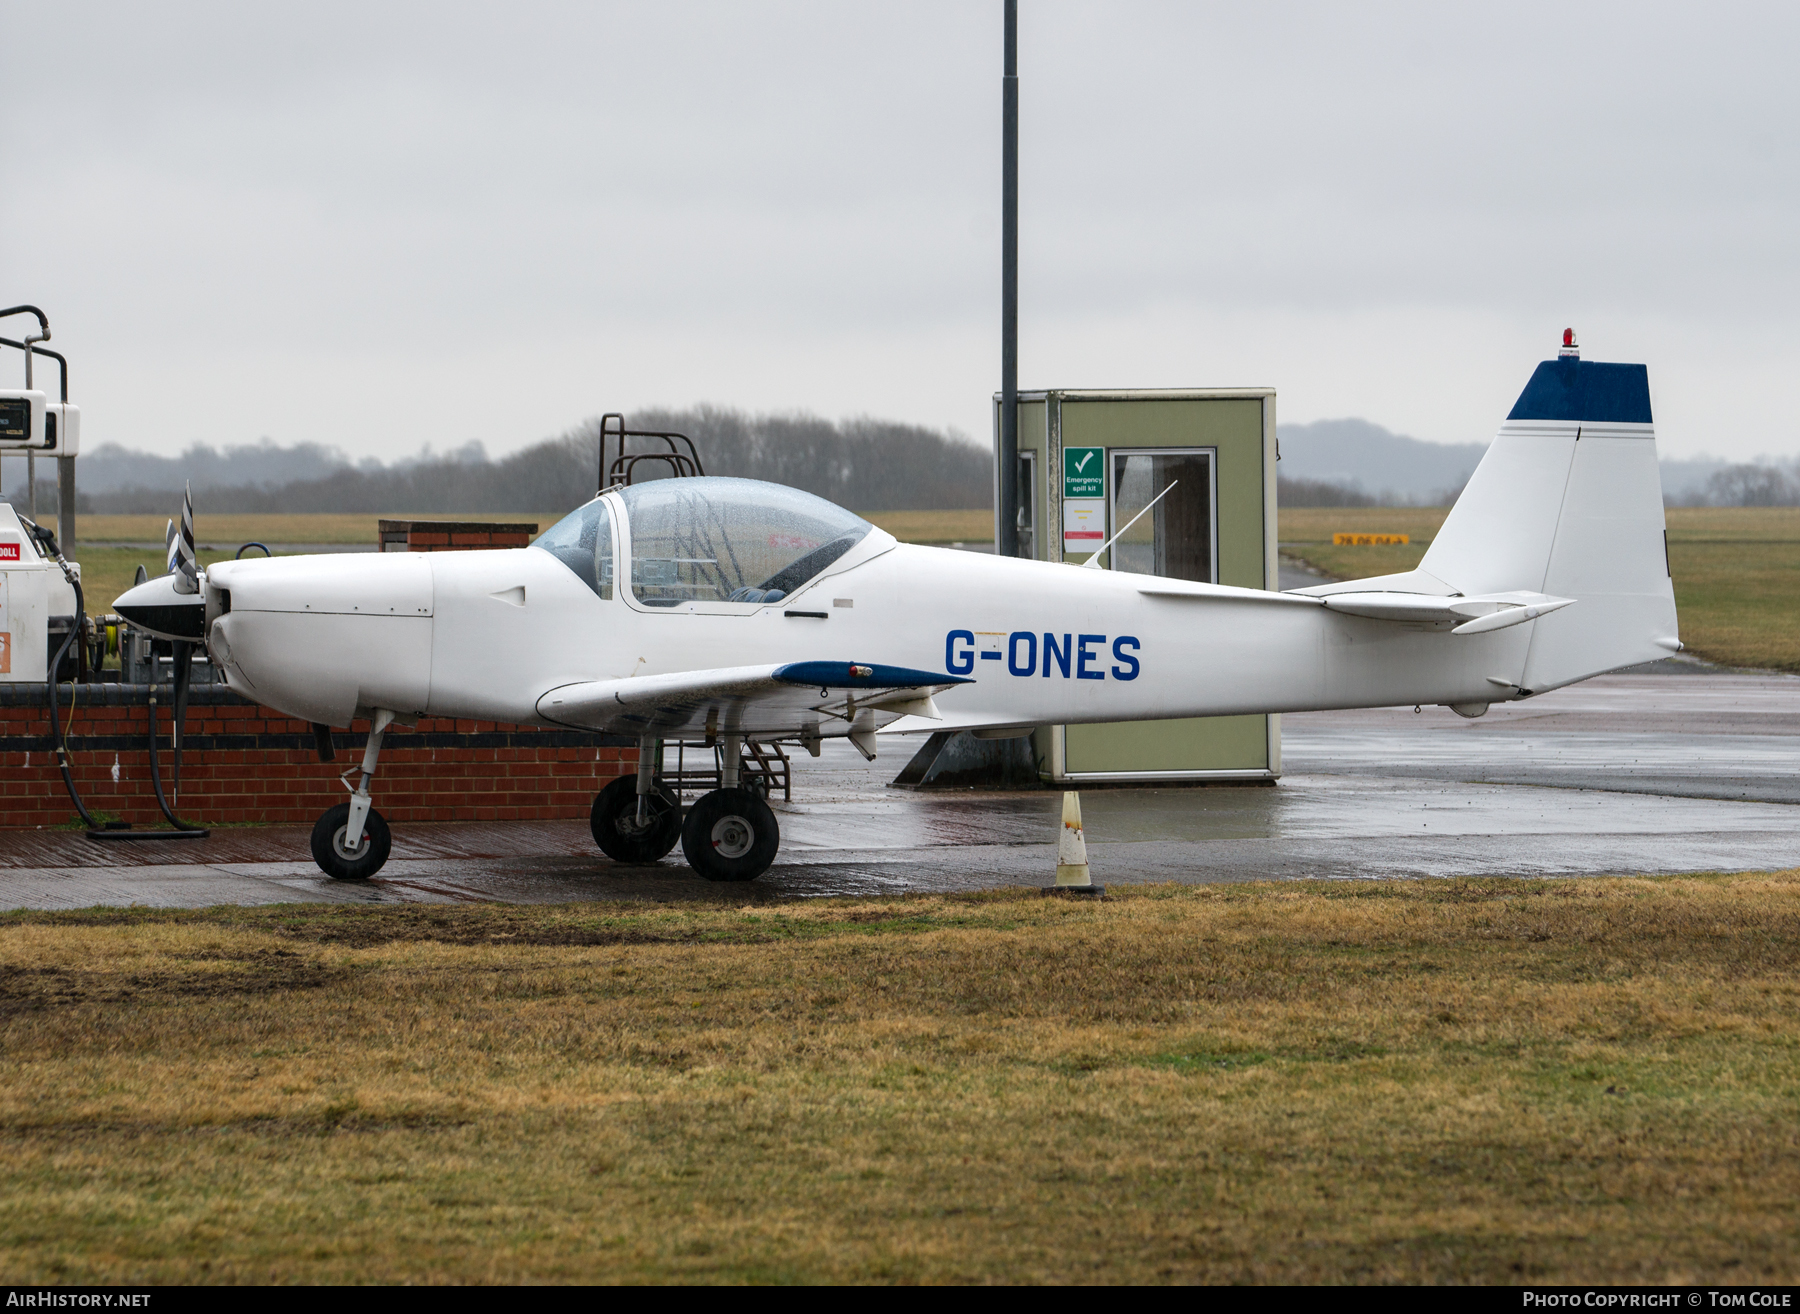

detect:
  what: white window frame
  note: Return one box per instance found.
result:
[1104,446,1218,583]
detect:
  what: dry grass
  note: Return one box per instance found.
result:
[2,875,1797,1285]
[68,509,992,608]
[74,509,993,549]
[78,547,258,614]
[859,509,994,544]
[1279,506,1453,545]
[77,512,563,547]
[1281,506,1800,671]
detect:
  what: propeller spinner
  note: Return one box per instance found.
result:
[115,482,207,640]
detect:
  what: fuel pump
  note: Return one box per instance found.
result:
[0,305,206,839]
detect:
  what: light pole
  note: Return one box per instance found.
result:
[997,0,1020,558]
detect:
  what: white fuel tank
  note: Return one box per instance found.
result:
[0,503,71,684]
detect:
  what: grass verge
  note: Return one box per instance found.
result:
[2,875,1797,1284]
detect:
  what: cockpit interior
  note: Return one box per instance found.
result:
[533,477,874,607]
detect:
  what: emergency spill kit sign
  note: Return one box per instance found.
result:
[1063,447,1105,499]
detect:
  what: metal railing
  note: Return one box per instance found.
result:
[663,739,792,803]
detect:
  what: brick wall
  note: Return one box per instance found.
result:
[378,520,538,552]
[1,684,635,830]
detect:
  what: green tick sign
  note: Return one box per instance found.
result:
[1063,447,1105,499]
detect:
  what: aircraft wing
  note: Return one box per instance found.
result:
[536,661,974,740]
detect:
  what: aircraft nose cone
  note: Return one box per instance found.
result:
[114,573,207,641]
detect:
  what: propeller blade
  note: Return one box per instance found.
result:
[169,482,199,594]
[170,639,193,805]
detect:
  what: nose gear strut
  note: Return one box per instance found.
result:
[309,708,396,880]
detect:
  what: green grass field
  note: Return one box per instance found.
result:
[2,875,1796,1284]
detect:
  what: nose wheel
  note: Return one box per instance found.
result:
[311,801,393,880]
[310,709,396,881]
[681,787,780,881]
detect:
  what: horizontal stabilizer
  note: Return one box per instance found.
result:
[1139,581,1320,606]
[1147,574,1572,640]
[538,661,972,739]
[1319,590,1575,634]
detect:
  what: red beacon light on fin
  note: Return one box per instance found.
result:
[1558,327,1579,359]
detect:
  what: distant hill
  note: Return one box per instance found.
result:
[1276,419,1485,505]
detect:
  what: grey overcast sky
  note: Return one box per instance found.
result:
[3,1,1796,462]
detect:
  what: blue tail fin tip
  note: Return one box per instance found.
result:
[1507,359,1652,425]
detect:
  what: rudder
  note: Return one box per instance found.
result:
[1417,350,1679,691]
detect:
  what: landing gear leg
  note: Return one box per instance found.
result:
[635,735,658,822]
[310,709,395,881]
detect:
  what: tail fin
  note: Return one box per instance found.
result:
[1416,351,1680,691]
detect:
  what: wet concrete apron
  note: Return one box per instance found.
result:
[4,665,1797,907]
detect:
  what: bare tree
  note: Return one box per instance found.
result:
[1699,464,1798,507]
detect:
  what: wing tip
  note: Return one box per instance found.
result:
[772,660,975,688]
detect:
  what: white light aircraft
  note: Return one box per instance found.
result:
[116,345,1679,883]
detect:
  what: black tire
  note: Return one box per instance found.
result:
[310,801,392,880]
[680,787,780,882]
[591,774,683,864]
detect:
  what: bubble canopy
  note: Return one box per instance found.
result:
[533,478,873,606]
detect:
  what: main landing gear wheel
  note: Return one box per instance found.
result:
[681,787,780,882]
[591,774,683,864]
[310,801,393,881]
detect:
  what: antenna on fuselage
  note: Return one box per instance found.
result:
[1080,479,1177,570]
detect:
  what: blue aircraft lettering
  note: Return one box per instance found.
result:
[946,629,1139,681]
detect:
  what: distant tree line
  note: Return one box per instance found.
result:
[35,408,993,516]
[12,414,1796,515]
[1276,476,1378,508]
[1668,462,1800,507]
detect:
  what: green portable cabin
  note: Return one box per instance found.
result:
[995,388,1280,784]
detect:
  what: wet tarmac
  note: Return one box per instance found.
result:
[3,662,1798,909]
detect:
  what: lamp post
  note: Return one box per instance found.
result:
[997,0,1020,558]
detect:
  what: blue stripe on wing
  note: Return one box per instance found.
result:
[772,661,975,689]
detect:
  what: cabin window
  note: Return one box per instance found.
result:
[1107,449,1216,582]
[619,477,873,608]
[532,499,615,599]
